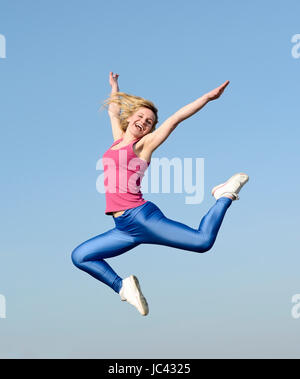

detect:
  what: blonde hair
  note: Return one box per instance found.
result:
[101,92,158,133]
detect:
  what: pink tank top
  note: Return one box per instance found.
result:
[102,136,150,215]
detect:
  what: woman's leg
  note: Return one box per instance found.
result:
[71,227,139,293]
[135,198,232,253]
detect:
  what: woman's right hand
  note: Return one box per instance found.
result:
[109,71,119,88]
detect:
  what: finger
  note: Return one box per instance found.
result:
[217,81,228,91]
[221,80,230,89]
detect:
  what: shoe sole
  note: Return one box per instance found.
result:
[211,173,249,197]
[130,275,149,316]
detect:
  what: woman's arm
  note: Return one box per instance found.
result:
[108,72,124,141]
[144,80,230,153]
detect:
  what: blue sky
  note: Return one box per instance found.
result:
[0,0,300,358]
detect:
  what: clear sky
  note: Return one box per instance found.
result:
[0,0,300,358]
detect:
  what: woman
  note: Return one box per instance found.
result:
[71,72,249,316]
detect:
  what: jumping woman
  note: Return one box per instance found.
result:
[71,72,249,316]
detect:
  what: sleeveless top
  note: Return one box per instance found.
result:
[102,136,150,215]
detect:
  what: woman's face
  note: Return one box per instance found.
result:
[127,107,156,137]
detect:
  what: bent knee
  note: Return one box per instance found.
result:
[71,246,85,267]
[195,237,215,253]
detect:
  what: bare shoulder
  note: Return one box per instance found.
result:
[113,132,125,142]
[134,133,154,162]
[135,133,154,152]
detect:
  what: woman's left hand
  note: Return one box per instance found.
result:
[109,72,120,88]
[205,80,230,101]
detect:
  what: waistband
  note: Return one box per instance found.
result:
[112,201,158,224]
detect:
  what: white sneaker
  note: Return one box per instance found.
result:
[119,275,149,316]
[212,173,249,201]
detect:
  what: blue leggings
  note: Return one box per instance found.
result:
[71,198,232,294]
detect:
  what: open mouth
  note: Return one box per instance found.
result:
[135,123,144,132]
